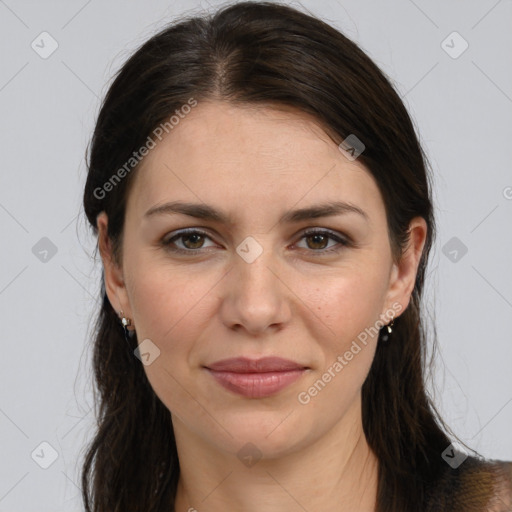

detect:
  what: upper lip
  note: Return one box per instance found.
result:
[205,357,307,373]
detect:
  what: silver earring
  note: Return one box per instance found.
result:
[119,310,136,341]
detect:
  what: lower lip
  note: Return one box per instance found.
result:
[206,369,306,398]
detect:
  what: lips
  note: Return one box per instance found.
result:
[204,357,308,398]
[205,356,307,373]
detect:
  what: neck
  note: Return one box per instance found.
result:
[172,398,379,512]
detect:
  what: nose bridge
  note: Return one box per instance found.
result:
[233,234,281,295]
[221,234,289,331]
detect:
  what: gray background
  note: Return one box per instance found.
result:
[1,0,511,510]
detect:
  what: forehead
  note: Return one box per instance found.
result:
[126,101,382,223]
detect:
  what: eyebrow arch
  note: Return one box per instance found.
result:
[143,200,369,224]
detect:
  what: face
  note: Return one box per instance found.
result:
[98,100,425,460]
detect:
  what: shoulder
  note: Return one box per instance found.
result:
[425,455,512,512]
[486,459,512,511]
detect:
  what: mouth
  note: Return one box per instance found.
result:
[204,356,309,398]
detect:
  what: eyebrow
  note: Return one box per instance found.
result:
[143,200,369,224]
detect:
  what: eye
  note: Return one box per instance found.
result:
[294,229,350,255]
[161,227,350,256]
[161,229,216,254]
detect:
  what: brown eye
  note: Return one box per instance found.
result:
[180,233,205,249]
[162,229,216,253]
[162,228,350,256]
[305,233,329,250]
[295,229,350,255]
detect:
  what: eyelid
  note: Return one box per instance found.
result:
[293,228,351,254]
[161,227,351,255]
[299,227,350,244]
[162,228,218,249]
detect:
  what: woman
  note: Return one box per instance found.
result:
[81,2,512,511]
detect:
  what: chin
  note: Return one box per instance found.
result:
[213,412,311,458]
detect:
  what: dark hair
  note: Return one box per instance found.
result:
[81,2,484,511]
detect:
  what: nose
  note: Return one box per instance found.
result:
[218,239,292,336]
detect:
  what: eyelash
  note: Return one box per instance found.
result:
[161,228,351,256]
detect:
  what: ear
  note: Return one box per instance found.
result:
[97,211,132,320]
[382,216,428,318]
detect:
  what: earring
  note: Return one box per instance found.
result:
[380,318,395,342]
[119,310,136,342]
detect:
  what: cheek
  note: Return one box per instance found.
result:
[127,264,217,415]
[128,251,389,361]
[125,247,389,414]
[304,265,388,344]
[298,274,384,406]
[127,257,215,342]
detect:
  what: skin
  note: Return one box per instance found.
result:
[97,100,427,512]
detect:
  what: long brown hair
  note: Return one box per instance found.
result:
[81,2,476,510]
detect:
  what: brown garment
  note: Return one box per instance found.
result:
[424,456,512,511]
